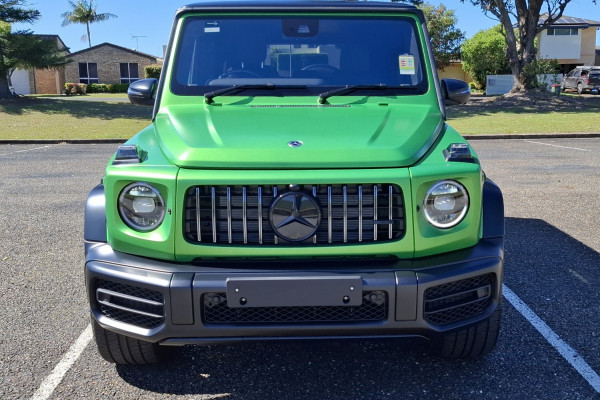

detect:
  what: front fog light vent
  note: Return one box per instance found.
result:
[423,180,469,229]
[118,182,166,231]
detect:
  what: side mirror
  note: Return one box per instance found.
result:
[127,78,158,106]
[441,78,470,105]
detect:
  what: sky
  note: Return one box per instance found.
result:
[11,0,600,58]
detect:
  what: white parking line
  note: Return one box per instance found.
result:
[503,284,600,393]
[523,140,591,152]
[0,145,55,157]
[30,324,92,400]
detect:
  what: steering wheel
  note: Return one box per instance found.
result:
[219,69,262,78]
[300,64,339,74]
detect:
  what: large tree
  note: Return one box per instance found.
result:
[461,26,511,89]
[464,0,571,92]
[61,0,116,48]
[0,1,68,99]
[419,3,465,70]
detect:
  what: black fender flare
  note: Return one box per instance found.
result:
[84,184,107,242]
[482,179,504,239]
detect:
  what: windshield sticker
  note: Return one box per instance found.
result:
[399,55,415,75]
[204,21,220,33]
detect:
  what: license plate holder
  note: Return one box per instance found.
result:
[225,276,363,308]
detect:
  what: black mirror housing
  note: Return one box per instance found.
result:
[441,78,470,106]
[127,78,158,106]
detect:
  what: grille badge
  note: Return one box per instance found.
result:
[269,192,321,242]
[288,140,303,147]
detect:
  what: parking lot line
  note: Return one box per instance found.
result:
[522,140,591,152]
[503,284,600,393]
[0,145,55,157]
[30,324,92,400]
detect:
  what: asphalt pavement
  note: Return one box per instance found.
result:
[1,139,599,399]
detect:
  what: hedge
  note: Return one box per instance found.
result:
[64,83,87,95]
[144,65,162,79]
[86,83,130,93]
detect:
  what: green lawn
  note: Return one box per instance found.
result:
[0,97,151,140]
[446,94,600,135]
[1,94,599,140]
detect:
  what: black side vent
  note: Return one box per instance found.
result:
[95,279,165,329]
[424,274,495,326]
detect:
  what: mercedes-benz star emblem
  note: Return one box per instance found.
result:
[269,192,321,242]
[288,140,303,147]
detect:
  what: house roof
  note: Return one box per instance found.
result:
[539,14,600,28]
[33,34,70,52]
[67,42,159,61]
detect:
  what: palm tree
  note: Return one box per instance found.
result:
[61,0,116,48]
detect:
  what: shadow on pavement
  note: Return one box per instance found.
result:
[114,217,600,399]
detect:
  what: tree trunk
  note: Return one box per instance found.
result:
[87,22,91,47]
[0,73,14,99]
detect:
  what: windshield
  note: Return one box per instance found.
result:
[171,15,428,97]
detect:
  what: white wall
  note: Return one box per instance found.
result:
[486,74,563,95]
[539,31,582,60]
[9,69,31,95]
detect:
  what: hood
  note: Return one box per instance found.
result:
[153,100,443,169]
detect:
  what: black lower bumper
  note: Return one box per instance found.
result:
[85,237,503,345]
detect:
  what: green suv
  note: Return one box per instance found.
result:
[84,0,504,364]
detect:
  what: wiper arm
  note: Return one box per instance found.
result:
[204,84,307,104]
[318,84,388,104]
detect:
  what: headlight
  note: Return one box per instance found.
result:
[118,183,165,231]
[423,180,469,229]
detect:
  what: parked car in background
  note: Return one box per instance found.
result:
[561,66,600,94]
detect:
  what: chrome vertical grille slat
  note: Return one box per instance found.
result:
[343,185,348,243]
[211,186,217,243]
[258,186,263,244]
[195,187,201,242]
[358,185,363,242]
[373,185,378,242]
[327,186,333,244]
[227,187,232,244]
[388,185,393,240]
[184,184,404,246]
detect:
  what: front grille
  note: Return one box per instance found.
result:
[184,184,404,246]
[423,274,495,326]
[202,290,387,325]
[95,279,165,329]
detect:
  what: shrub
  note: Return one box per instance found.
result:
[64,83,87,95]
[86,83,130,93]
[144,65,162,79]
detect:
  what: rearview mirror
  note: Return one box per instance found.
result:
[441,78,470,105]
[127,78,158,106]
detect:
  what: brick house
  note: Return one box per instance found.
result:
[10,35,69,95]
[64,43,160,86]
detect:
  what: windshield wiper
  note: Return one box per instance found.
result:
[204,84,307,104]
[318,84,389,104]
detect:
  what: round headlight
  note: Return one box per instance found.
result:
[423,180,469,229]
[118,183,165,231]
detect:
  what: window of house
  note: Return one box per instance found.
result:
[79,62,99,84]
[120,63,139,84]
[547,28,578,36]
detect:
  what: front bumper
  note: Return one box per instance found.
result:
[85,237,503,346]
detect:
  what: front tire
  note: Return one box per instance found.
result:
[92,318,162,364]
[432,306,502,359]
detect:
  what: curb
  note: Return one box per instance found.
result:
[0,139,127,145]
[463,133,600,140]
[1,133,599,145]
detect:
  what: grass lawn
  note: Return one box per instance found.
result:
[447,93,600,135]
[1,92,599,140]
[0,96,151,140]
